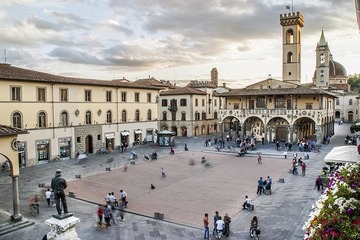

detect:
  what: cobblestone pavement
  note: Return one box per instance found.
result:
[0,124,351,240]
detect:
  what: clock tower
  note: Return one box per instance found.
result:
[280,11,304,85]
[315,29,330,88]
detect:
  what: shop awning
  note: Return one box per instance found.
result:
[324,146,360,164]
[105,133,115,139]
[121,132,130,136]
[134,130,142,134]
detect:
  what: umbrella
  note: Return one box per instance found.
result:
[324,146,360,164]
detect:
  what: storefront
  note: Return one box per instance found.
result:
[105,133,115,150]
[157,130,175,146]
[146,129,153,143]
[16,141,26,168]
[134,129,142,145]
[121,131,129,145]
[59,138,71,160]
[36,140,50,162]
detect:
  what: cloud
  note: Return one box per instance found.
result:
[99,19,134,36]
[48,47,105,65]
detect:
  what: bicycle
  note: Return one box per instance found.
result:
[29,204,39,216]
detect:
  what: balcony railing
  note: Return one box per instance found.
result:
[219,108,324,119]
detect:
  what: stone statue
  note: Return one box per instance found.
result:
[51,169,69,215]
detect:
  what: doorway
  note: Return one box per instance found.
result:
[85,135,93,154]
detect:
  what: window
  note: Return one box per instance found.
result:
[135,110,140,121]
[60,89,68,102]
[162,99,168,107]
[11,86,21,101]
[147,93,151,103]
[77,137,81,143]
[181,112,186,121]
[202,99,205,106]
[106,91,112,102]
[233,103,240,109]
[202,111,206,120]
[147,109,152,121]
[12,112,22,128]
[195,111,200,120]
[275,97,286,108]
[162,111,167,121]
[286,29,294,44]
[121,110,127,122]
[121,92,127,102]
[37,88,46,102]
[256,96,266,108]
[336,99,340,105]
[85,111,91,124]
[214,111,218,119]
[287,99,292,110]
[38,111,47,128]
[60,111,68,127]
[135,92,140,102]
[349,99,353,105]
[287,52,293,63]
[106,110,112,123]
[195,99,198,107]
[214,99,217,107]
[85,90,91,102]
[180,99,187,106]
[249,100,255,109]
[306,104,313,109]
[171,111,176,121]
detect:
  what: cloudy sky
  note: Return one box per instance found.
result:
[1,0,359,87]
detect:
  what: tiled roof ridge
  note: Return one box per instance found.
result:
[0,124,28,136]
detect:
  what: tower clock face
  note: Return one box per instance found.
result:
[320,54,325,64]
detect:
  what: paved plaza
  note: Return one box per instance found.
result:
[0,124,351,239]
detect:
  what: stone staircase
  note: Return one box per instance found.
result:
[0,211,35,237]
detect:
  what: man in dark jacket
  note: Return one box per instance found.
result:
[51,169,69,215]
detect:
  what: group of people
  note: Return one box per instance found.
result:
[99,190,128,227]
[256,176,272,195]
[291,154,307,176]
[1,160,10,172]
[203,211,231,239]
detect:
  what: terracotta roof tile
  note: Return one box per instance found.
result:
[0,125,28,136]
[160,87,207,96]
[0,64,162,90]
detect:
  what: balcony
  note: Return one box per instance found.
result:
[218,108,325,123]
[168,106,178,112]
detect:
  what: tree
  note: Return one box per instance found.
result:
[348,74,360,92]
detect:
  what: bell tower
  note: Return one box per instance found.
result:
[211,68,218,87]
[280,11,304,85]
[315,29,330,88]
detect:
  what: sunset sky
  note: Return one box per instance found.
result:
[1,0,359,88]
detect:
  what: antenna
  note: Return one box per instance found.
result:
[4,49,6,63]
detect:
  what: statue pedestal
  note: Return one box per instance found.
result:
[45,214,80,240]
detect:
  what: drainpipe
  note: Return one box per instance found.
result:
[116,87,119,133]
[51,84,55,139]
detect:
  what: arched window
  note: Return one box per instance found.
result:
[287,52,293,63]
[286,29,294,44]
[135,110,140,122]
[349,99,353,105]
[121,110,127,122]
[336,99,340,105]
[106,110,112,123]
[85,111,92,124]
[38,111,47,127]
[162,111,167,121]
[12,111,22,128]
[147,109,152,121]
[60,111,68,127]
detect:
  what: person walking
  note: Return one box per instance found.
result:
[212,211,220,236]
[301,162,307,176]
[315,175,322,191]
[161,167,166,178]
[97,205,103,225]
[257,154,262,164]
[103,205,112,227]
[257,177,263,195]
[223,213,231,237]
[120,190,128,208]
[45,189,51,207]
[34,194,40,214]
[203,213,210,240]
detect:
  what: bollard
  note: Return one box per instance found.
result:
[105,167,111,171]
[154,212,159,219]
[278,178,285,183]
[69,192,76,198]
[38,183,45,188]
[158,213,164,220]
[75,174,81,179]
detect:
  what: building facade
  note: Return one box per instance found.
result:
[217,11,336,144]
[0,63,161,166]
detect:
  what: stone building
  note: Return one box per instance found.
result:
[216,12,336,144]
[0,63,161,166]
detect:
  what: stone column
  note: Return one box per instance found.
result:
[240,123,245,139]
[11,175,22,222]
[289,125,294,144]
